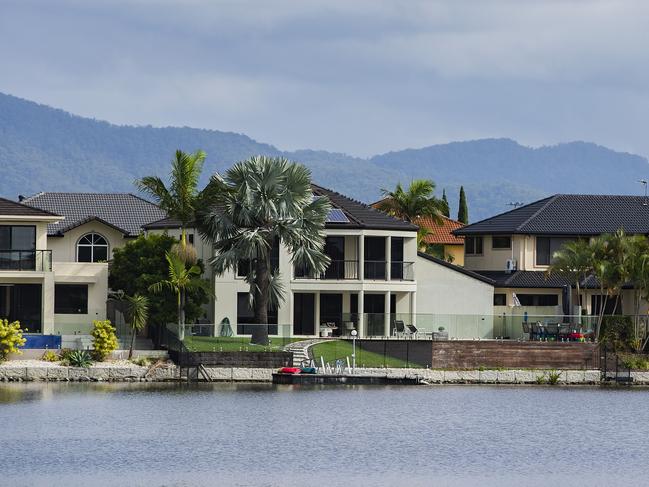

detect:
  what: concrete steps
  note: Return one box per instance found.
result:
[284,339,327,367]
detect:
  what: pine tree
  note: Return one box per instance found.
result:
[458,186,468,224]
[441,189,450,217]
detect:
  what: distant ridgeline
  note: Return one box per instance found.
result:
[1,92,647,220]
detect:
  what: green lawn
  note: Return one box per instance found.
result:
[310,340,424,368]
[182,336,302,352]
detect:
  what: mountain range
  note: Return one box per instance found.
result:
[1,92,647,221]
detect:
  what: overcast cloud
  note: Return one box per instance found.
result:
[1,0,648,157]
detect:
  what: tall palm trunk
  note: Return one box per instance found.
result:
[177,289,185,340]
[129,327,137,360]
[252,258,270,345]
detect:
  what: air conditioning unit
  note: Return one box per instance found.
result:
[505,259,517,273]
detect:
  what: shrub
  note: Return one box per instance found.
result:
[547,370,562,385]
[600,316,634,352]
[0,319,26,361]
[41,350,59,362]
[90,320,118,361]
[131,356,151,367]
[67,350,93,368]
[620,354,649,370]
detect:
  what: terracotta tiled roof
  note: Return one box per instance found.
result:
[417,216,465,245]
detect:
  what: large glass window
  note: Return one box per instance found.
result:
[0,225,36,250]
[517,294,559,306]
[236,292,278,334]
[493,293,507,306]
[55,284,88,314]
[237,237,279,277]
[536,237,572,266]
[492,236,512,249]
[77,233,109,262]
[465,236,483,255]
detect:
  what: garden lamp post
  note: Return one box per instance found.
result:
[351,329,357,374]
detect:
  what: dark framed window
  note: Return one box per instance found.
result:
[0,225,36,250]
[55,284,88,314]
[236,292,278,334]
[188,234,194,245]
[516,294,558,306]
[536,237,573,266]
[77,233,109,262]
[494,293,507,306]
[465,236,483,255]
[237,237,279,278]
[492,236,511,249]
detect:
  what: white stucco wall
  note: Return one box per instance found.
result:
[415,254,495,338]
[51,262,109,334]
[47,221,128,263]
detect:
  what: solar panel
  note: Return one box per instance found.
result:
[327,208,349,223]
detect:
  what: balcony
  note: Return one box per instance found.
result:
[390,261,415,281]
[0,250,52,272]
[294,260,359,280]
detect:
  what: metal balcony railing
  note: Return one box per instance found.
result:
[364,260,387,280]
[390,261,415,281]
[294,260,360,280]
[0,250,52,271]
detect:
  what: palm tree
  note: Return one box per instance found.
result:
[197,156,331,345]
[547,239,592,314]
[149,252,210,340]
[589,230,629,338]
[126,294,149,359]
[377,179,445,225]
[135,149,206,262]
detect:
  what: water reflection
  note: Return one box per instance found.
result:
[1,383,648,487]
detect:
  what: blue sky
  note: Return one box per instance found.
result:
[1,0,648,158]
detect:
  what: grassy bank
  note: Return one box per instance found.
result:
[310,340,425,368]
[183,336,301,352]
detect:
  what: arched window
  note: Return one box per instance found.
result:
[77,233,109,262]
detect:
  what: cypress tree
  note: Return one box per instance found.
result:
[441,189,450,217]
[457,186,468,224]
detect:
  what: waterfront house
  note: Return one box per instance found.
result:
[454,194,649,319]
[11,193,165,335]
[146,184,494,338]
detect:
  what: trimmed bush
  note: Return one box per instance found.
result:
[0,319,26,361]
[90,320,118,361]
[41,350,59,362]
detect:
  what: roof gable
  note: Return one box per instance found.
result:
[455,194,649,236]
[416,215,465,245]
[0,196,61,218]
[311,184,418,231]
[22,193,166,236]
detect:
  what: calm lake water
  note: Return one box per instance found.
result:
[0,382,647,487]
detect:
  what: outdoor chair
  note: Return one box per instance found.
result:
[522,322,531,340]
[531,323,543,341]
[406,324,432,339]
[393,320,406,338]
[545,323,559,340]
[558,324,572,341]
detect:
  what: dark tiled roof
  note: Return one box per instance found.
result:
[475,270,632,290]
[0,197,61,218]
[143,185,419,232]
[311,185,418,231]
[417,252,495,285]
[455,194,649,236]
[22,193,166,236]
[143,216,183,229]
